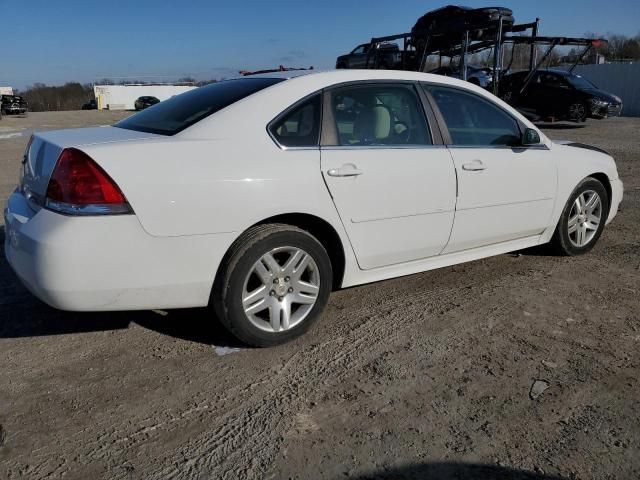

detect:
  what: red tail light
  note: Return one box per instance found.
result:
[45,148,132,215]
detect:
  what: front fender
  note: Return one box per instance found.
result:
[540,142,620,243]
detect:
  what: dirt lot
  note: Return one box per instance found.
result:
[0,111,638,480]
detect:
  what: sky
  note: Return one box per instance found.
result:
[2,0,639,89]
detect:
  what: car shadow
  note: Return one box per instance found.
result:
[536,122,586,130]
[0,225,243,348]
[351,462,565,479]
[516,244,556,257]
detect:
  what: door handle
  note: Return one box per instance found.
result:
[462,160,486,171]
[327,164,364,177]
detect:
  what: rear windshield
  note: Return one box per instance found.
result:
[115,78,284,135]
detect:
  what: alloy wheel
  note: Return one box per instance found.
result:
[567,190,602,247]
[241,246,320,333]
[569,102,586,122]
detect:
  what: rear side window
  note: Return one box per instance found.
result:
[269,94,321,148]
[428,86,521,146]
[116,78,284,136]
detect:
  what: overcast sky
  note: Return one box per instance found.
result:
[2,0,639,89]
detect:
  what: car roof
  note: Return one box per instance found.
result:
[233,69,479,83]
[181,68,540,141]
[234,69,319,80]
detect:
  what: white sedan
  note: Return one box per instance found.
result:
[4,70,623,346]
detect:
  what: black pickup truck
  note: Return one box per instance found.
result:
[336,42,402,69]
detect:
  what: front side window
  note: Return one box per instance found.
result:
[269,94,321,148]
[116,77,284,136]
[567,74,597,90]
[539,73,568,88]
[326,84,432,147]
[428,86,521,146]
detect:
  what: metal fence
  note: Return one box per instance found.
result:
[572,63,640,117]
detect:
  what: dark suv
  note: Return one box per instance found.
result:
[134,96,160,111]
[500,69,623,122]
[336,43,401,69]
[1,95,28,115]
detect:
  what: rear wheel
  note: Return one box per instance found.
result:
[550,177,608,255]
[213,224,332,347]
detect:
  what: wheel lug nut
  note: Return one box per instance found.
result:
[278,296,283,301]
[269,290,275,296]
[273,279,278,284]
[288,287,294,293]
[285,276,290,282]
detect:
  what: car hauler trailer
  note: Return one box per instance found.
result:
[346,6,606,100]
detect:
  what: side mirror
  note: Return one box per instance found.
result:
[522,128,541,146]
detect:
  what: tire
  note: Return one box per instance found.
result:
[213,224,333,347]
[568,101,588,122]
[550,177,609,256]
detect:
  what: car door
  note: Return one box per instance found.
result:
[425,84,557,253]
[320,82,457,270]
[516,72,542,113]
[349,45,370,69]
[538,72,573,117]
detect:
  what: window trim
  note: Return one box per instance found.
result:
[266,91,323,150]
[421,82,541,149]
[320,80,440,149]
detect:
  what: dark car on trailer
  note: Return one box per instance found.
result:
[500,69,623,122]
[134,96,160,111]
[429,65,494,88]
[411,5,514,54]
[336,42,402,69]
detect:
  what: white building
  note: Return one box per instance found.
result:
[93,84,197,110]
[0,86,13,95]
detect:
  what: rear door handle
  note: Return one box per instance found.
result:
[462,160,486,171]
[327,164,364,177]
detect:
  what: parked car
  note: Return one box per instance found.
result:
[499,69,623,122]
[134,96,160,110]
[429,65,493,88]
[5,70,623,347]
[336,42,401,69]
[1,95,28,115]
[411,5,514,54]
[82,99,97,110]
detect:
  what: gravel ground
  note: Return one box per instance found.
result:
[0,112,638,480]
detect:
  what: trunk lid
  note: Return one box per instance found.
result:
[20,126,160,208]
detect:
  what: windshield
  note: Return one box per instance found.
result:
[116,78,284,135]
[567,74,597,90]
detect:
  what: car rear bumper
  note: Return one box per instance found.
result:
[4,190,235,311]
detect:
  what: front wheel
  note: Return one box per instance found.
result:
[213,224,332,347]
[550,177,609,256]
[568,101,588,122]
